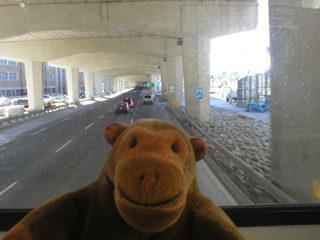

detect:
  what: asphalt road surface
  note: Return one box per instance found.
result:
[0,89,172,208]
[0,88,239,209]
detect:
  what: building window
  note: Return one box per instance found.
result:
[8,61,17,66]
[46,74,53,81]
[0,59,17,65]
[9,72,18,80]
[45,62,53,69]
[0,72,8,80]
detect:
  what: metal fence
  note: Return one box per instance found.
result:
[237,72,271,109]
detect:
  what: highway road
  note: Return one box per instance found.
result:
[0,88,239,209]
[0,89,173,208]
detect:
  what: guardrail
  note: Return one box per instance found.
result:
[0,104,70,126]
[165,106,296,203]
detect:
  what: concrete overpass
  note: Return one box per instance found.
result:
[0,0,320,203]
[0,0,258,122]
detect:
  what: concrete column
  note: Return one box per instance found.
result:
[166,56,184,107]
[151,75,157,93]
[103,76,109,95]
[115,78,120,92]
[160,65,168,96]
[269,3,320,201]
[110,77,114,93]
[24,60,44,111]
[94,74,103,96]
[83,71,94,99]
[302,0,320,8]
[182,34,210,122]
[65,67,79,103]
[119,79,123,91]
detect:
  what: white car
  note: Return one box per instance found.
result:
[0,97,11,106]
[142,95,154,105]
[52,96,68,104]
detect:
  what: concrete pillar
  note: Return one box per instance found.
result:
[83,71,94,99]
[94,74,103,96]
[182,34,211,122]
[119,79,123,91]
[160,65,168,96]
[65,67,79,103]
[302,0,320,8]
[166,56,184,107]
[151,75,157,93]
[24,60,44,111]
[103,76,110,95]
[269,3,320,201]
[110,77,114,93]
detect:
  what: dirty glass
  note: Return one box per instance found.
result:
[0,0,319,212]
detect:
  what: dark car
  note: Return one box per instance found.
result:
[14,98,29,108]
[115,102,130,114]
[123,97,134,108]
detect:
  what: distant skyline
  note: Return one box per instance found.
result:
[210,0,270,77]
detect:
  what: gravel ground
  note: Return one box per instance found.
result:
[166,105,277,203]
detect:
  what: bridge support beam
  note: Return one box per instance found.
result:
[166,56,184,107]
[104,76,113,95]
[182,34,211,122]
[24,60,44,111]
[83,71,94,99]
[269,2,320,202]
[151,75,157,94]
[94,74,103,96]
[66,67,79,103]
[160,64,168,97]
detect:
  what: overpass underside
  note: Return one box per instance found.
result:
[0,0,258,122]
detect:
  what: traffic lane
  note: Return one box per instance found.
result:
[0,89,138,190]
[0,90,172,208]
[0,98,138,208]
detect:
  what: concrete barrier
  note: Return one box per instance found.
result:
[0,105,24,117]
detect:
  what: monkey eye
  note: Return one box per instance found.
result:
[130,139,137,148]
[171,144,179,153]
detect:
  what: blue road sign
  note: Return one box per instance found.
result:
[196,88,203,99]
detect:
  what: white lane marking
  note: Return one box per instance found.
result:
[55,140,72,153]
[31,127,48,136]
[0,147,7,152]
[78,111,83,115]
[133,112,136,116]
[100,115,105,119]
[85,123,94,130]
[130,119,134,124]
[61,117,70,122]
[108,109,112,112]
[0,181,18,196]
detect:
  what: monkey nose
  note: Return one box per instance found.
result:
[140,174,159,193]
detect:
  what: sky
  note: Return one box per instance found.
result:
[210,0,270,77]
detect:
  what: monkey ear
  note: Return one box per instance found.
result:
[105,122,127,146]
[190,137,207,161]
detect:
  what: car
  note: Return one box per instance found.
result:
[58,94,69,100]
[115,102,130,114]
[226,93,238,102]
[43,95,54,107]
[142,94,154,104]
[123,97,134,108]
[14,98,29,108]
[0,97,11,106]
[52,96,68,104]
[79,91,85,98]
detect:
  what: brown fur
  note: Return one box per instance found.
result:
[2,119,245,240]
